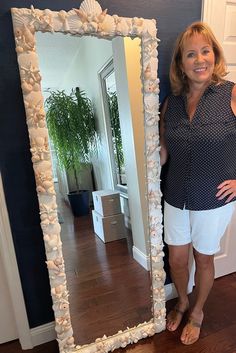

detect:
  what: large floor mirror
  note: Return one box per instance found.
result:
[11,1,166,352]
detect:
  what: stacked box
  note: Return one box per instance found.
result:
[92,190,125,243]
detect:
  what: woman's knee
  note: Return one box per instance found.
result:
[168,245,189,270]
[193,249,214,270]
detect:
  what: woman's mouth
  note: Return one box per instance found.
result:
[194,67,207,73]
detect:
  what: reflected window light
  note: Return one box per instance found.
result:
[100,60,127,193]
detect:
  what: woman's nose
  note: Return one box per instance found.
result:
[195,53,204,63]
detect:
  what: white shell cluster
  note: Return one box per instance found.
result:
[11,1,165,352]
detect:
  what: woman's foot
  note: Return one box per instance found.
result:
[166,301,189,331]
[180,310,204,345]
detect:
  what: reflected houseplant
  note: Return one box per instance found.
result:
[107,91,126,185]
[45,87,98,216]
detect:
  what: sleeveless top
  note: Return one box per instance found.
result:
[163,80,236,210]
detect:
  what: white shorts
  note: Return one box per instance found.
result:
[164,200,235,255]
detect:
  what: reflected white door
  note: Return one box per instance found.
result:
[0,254,18,343]
[202,0,236,278]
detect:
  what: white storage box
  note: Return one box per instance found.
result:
[92,190,121,216]
[92,210,126,243]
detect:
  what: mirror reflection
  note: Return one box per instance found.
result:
[36,32,152,345]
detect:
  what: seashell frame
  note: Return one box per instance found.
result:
[11,0,166,352]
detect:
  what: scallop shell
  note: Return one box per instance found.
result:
[79,0,102,17]
[67,13,84,34]
[11,8,30,29]
[98,14,115,36]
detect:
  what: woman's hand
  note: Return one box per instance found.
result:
[216,180,236,203]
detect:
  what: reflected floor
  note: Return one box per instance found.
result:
[55,184,152,345]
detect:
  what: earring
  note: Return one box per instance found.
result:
[182,71,186,79]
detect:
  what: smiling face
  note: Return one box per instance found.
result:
[181,33,215,89]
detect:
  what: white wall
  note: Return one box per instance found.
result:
[113,37,148,263]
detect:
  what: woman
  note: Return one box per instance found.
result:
[160,21,236,345]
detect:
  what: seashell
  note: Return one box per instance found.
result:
[34,160,51,173]
[40,9,54,32]
[67,14,84,33]
[44,9,52,17]
[11,9,30,29]
[44,233,59,248]
[133,17,144,27]
[125,18,132,32]
[44,152,51,161]
[54,258,63,266]
[46,260,59,271]
[98,14,115,36]
[58,10,69,31]
[21,81,33,93]
[45,222,61,235]
[34,136,45,147]
[31,155,40,163]
[51,285,64,296]
[73,8,88,23]
[66,337,75,345]
[36,185,45,193]
[33,83,41,92]
[59,302,69,310]
[79,0,102,17]
[144,64,151,79]
[17,51,39,70]
[147,20,158,38]
[114,16,129,36]
[16,46,24,53]
[43,180,54,189]
[22,24,35,44]
[83,21,98,33]
[38,120,46,128]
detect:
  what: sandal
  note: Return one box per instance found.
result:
[180,317,202,345]
[166,305,188,332]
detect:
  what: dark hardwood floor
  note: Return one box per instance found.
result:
[1,186,236,353]
[1,273,236,353]
[56,187,152,344]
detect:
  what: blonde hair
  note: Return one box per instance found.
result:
[169,21,227,95]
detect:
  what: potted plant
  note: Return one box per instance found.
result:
[45,87,98,216]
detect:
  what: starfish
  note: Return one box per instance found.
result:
[21,63,41,82]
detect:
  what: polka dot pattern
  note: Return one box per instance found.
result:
[163,81,236,210]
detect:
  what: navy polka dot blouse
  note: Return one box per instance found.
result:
[164,80,236,210]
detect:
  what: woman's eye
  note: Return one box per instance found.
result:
[187,52,195,58]
[203,49,210,55]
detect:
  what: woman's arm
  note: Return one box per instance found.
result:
[216,85,236,202]
[231,84,236,116]
[159,98,169,166]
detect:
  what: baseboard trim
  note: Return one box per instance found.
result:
[132,246,150,270]
[164,283,178,301]
[30,322,56,347]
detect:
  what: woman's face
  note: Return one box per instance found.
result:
[181,33,215,88]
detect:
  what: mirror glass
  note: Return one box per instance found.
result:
[11,2,166,352]
[36,31,152,345]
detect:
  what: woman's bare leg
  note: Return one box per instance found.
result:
[167,244,190,331]
[181,249,215,344]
